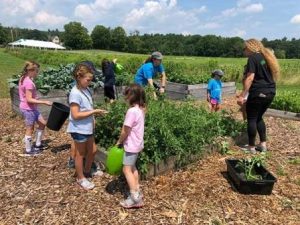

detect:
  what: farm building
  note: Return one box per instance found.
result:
[8,39,65,50]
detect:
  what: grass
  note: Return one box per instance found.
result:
[0,48,53,98]
[0,48,25,98]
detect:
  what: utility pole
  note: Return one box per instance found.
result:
[10,28,14,42]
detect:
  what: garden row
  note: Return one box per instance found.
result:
[9,62,300,113]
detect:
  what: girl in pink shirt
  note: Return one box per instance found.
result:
[116,84,146,208]
[18,61,52,155]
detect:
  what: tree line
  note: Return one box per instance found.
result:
[1,22,300,59]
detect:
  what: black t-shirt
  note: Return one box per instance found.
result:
[103,62,116,86]
[246,53,276,96]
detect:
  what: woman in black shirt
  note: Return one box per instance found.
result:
[237,39,280,153]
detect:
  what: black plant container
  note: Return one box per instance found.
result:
[226,159,277,195]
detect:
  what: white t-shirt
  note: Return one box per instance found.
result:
[67,86,94,135]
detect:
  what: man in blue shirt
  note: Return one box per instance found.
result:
[134,51,167,99]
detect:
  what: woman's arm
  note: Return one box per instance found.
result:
[26,89,52,106]
[160,71,167,93]
[147,78,158,99]
[237,72,254,105]
[116,125,131,145]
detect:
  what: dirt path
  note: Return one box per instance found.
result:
[0,98,299,225]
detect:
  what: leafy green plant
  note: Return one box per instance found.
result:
[271,90,300,113]
[236,154,267,180]
[8,63,104,94]
[95,97,245,175]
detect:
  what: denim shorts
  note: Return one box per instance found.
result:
[20,109,42,126]
[123,152,139,166]
[70,133,93,143]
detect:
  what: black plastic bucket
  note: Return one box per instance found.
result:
[46,102,70,131]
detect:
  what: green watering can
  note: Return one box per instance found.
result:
[114,63,124,74]
[106,145,124,175]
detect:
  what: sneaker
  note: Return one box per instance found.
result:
[255,145,267,152]
[24,146,43,156]
[67,157,75,168]
[120,195,144,209]
[240,145,256,154]
[84,168,104,178]
[33,143,48,150]
[77,178,95,191]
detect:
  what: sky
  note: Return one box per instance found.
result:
[1,0,300,40]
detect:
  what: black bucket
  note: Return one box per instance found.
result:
[46,102,70,131]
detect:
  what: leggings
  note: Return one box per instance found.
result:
[246,94,274,146]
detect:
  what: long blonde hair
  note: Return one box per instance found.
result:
[245,38,280,81]
[19,61,40,85]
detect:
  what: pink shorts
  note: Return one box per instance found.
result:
[210,99,218,105]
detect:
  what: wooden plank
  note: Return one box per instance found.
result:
[165,90,186,100]
[265,108,300,121]
[166,81,188,92]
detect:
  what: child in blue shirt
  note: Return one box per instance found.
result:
[207,69,224,112]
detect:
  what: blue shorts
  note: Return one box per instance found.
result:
[70,133,93,143]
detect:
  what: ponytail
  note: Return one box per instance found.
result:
[19,61,40,85]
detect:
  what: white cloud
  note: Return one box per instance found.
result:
[1,0,39,15]
[27,11,68,26]
[221,1,263,18]
[123,0,207,34]
[290,14,300,24]
[243,3,263,13]
[201,22,220,29]
[232,28,246,37]
[74,0,138,19]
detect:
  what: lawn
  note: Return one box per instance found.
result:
[0,49,53,98]
[0,48,25,98]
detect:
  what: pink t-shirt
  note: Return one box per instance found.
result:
[19,76,38,110]
[123,105,145,153]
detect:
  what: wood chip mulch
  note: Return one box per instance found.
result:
[0,97,299,225]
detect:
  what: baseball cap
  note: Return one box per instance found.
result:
[212,69,224,77]
[151,51,163,60]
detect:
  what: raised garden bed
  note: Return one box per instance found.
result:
[165,81,236,100]
[9,86,126,118]
[226,159,277,195]
[266,108,300,121]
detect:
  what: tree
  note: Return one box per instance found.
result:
[126,30,143,53]
[91,25,111,49]
[63,22,92,49]
[110,26,127,51]
[0,24,8,44]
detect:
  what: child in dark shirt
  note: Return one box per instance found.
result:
[102,58,117,103]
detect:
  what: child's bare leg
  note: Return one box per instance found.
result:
[74,141,86,180]
[211,104,217,112]
[132,166,139,190]
[215,104,220,111]
[84,136,95,173]
[123,166,138,192]
[70,141,76,159]
[36,116,46,146]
